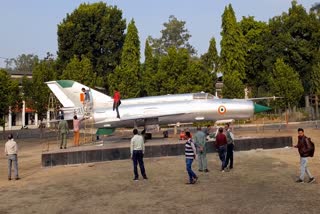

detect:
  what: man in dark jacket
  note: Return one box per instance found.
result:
[294,128,315,183]
[215,127,227,172]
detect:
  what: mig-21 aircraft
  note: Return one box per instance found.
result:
[46,80,271,136]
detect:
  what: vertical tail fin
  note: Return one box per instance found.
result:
[46,80,112,107]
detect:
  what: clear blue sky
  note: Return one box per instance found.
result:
[0,0,318,67]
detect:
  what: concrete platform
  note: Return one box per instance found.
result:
[42,136,292,167]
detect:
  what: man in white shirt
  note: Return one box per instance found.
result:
[5,134,20,180]
[130,129,147,181]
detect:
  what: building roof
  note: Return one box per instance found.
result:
[7,70,32,77]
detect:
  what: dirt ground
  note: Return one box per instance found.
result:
[0,128,320,214]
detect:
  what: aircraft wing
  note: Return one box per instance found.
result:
[100,107,191,122]
[121,113,187,121]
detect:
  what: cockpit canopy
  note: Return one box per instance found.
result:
[193,92,215,100]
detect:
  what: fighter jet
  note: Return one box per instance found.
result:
[46,80,271,135]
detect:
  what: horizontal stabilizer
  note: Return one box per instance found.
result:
[248,96,282,101]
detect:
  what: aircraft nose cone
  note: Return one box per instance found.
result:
[254,103,272,113]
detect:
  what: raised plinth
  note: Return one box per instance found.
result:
[42,136,292,167]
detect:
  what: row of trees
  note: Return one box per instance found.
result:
[220,1,320,110]
[2,1,320,123]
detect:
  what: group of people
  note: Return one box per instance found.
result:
[184,124,234,184]
[81,87,121,119]
[56,87,122,149]
[4,124,315,184]
[57,115,85,149]
[129,125,316,185]
[128,124,235,184]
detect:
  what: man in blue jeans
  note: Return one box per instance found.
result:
[185,131,198,184]
[294,128,315,183]
[215,127,227,172]
[5,134,20,180]
[130,129,147,181]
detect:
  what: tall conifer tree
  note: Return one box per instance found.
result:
[142,40,156,96]
[220,4,247,98]
[220,4,247,79]
[109,19,141,98]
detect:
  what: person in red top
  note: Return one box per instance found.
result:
[215,127,227,172]
[113,88,121,118]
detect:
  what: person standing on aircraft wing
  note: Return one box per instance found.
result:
[215,127,227,172]
[58,115,69,149]
[80,88,91,114]
[81,88,90,102]
[131,129,147,181]
[113,88,121,119]
[224,123,234,170]
[185,131,198,184]
[194,127,209,173]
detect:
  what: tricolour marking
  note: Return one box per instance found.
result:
[218,105,227,115]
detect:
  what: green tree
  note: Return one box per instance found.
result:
[149,15,196,55]
[200,37,219,91]
[154,47,189,95]
[310,61,320,95]
[6,54,39,72]
[141,40,158,96]
[108,19,141,98]
[269,58,304,109]
[61,55,96,88]
[220,4,247,80]
[239,16,269,96]
[57,2,126,85]
[222,71,245,98]
[23,59,57,120]
[201,37,219,73]
[0,69,21,134]
[177,59,215,94]
[311,2,320,18]
[264,1,320,94]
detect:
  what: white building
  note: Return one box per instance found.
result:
[4,71,39,130]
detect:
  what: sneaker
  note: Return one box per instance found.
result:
[204,169,209,173]
[296,179,304,183]
[143,176,148,180]
[15,177,20,180]
[198,169,203,172]
[193,176,198,183]
[221,170,225,173]
[308,177,315,184]
[133,178,139,181]
[185,181,195,185]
